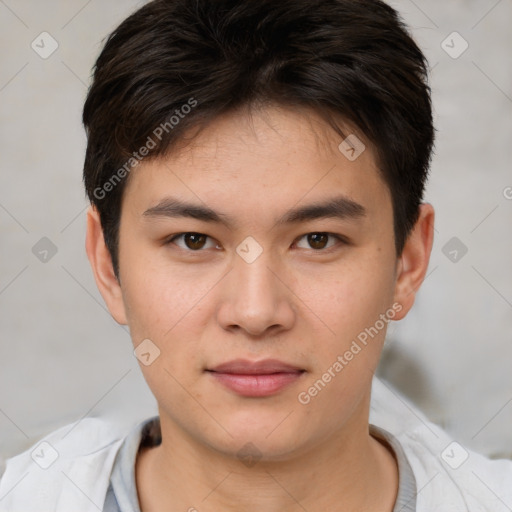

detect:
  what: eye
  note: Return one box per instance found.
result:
[295,232,343,250]
[168,232,220,251]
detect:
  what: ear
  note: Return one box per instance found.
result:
[392,203,435,320]
[85,206,128,325]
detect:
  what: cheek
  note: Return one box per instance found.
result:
[121,265,214,400]
[293,258,396,423]
[123,273,194,339]
[119,249,221,356]
[295,253,396,346]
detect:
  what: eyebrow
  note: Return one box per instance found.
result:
[142,195,366,227]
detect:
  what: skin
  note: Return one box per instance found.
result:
[86,105,434,511]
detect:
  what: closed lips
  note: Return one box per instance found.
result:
[207,359,305,375]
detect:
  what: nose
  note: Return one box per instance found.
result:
[216,251,296,337]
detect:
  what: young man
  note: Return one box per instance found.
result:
[1,0,511,510]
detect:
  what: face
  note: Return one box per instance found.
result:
[90,106,426,461]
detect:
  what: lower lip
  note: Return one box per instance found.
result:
[208,371,303,397]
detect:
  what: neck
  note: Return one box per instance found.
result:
[136,396,398,512]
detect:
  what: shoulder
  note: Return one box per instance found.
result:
[370,378,512,511]
[0,416,140,512]
[398,422,512,511]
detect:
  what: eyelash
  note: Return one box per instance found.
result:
[165,232,349,252]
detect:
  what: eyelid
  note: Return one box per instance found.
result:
[166,232,220,250]
[294,232,350,250]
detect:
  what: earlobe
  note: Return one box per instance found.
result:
[85,206,128,325]
[392,203,435,320]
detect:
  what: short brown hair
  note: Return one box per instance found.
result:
[83,0,434,276]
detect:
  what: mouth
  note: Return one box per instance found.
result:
[205,359,306,397]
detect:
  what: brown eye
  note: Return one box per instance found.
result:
[169,233,218,251]
[307,233,329,249]
[184,233,207,250]
[295,232,343,251]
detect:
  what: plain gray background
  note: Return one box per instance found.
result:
[1,0,511,466]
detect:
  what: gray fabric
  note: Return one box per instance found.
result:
[103,417,417,511]
[103,416,160,512]
[370,425,417,512]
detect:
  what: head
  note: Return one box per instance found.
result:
[85,0,434,460]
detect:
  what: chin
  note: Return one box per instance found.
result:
[205,412,310,461]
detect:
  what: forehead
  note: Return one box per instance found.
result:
[122,105,391,220]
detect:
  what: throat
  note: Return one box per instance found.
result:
[134,434,399,512]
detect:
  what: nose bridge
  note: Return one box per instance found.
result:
[236,252,275,302]
[217,247,295,335]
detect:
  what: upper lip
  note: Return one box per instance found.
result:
[207,359,304,375]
